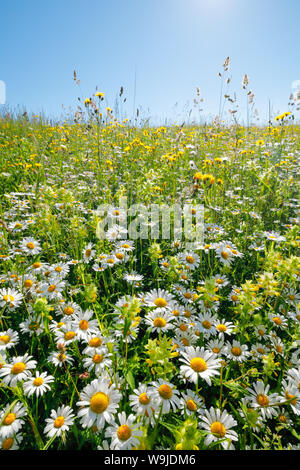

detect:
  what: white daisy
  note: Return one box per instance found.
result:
[23,371,54,397]
[0,353,37,387]
[44,405,75,438]
[179,346,221,386]
[200,407,238,449]
[105,411,143,450]
[76,377,121,431]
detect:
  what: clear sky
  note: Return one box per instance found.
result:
[1,0,300,124]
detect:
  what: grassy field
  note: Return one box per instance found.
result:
[0,107,299,450]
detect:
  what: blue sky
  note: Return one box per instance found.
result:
[1,0,299,124]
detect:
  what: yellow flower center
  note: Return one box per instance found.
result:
[212,347,220,354]
[89,337,102,347]
[116,253,124,260]
[273,317,282,325]
[64,331,76,341]
[210,421,226,438]
[186,255,194,264]
[139,393,150,405]
[190,357,207,372]
[221,251,229,260]
[79,320,89,330]
[158,384,173,399]
[202,320,211,329]
[3,413,16,425]
[231,347,242,356]
[2,437,14,450]
[48,284,56,293]
[117,424,132,441]
[32,262,41,269]
[26,242,35,250]
[11,362,26,375]
[55,266,62,272]
[257,394,269,406]
[85,249,92,257]
[0,334,10,345]
[186,399,197,411]
[217,324,227,332]
[154,298,167,308]
[93,354,103,364]
[33,377,44,386]
[24,279,33,288]
[153,317,167,328]
[64,306,74,316]
[54,416,65,428]
[90,392,109,413]
[257,347,265,354]
[285,391,297,406]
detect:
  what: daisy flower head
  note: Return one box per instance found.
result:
[41,277,66,301]
[144,288,176,312]
[179,389,205,416]
[54,320,80,346]
[82,334,107,355]
[268,313,288,330]
[123,271,144,285]
[76,377,121,431]
[0,328,19,351]
[264,231,286,243]
[0,433,23,450]
[174,327,198,349]
[206,338,225,358]
[83,346,113,376]
[49,262,70,279]
[115,240,135,253]
[82,243,96,263]
[56,301,82,321]
[105,411,143,450]
[150,379,181,414]
[279,379,300,416]
[224,340,250,362]
[0,402,27,439]
[179,346,221,386]
[194,312,217,337]
[44,405,75,438]
[245,381,280,420]
[200,407,238,449]
[129,383,158,417]
[214,318,236,338]
[251,343,268,361]
[20,237,42,255]
[73,309,99,342]
[23,371,54,397]
[0,353,37,387]
[48,349,74,368]
[144,309,175,334]
[0,288,23,310]
[178,251,200,271]
[213,274,230,289]
[215,243,234,267]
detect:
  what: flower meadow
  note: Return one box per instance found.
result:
[0,103,299,451]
